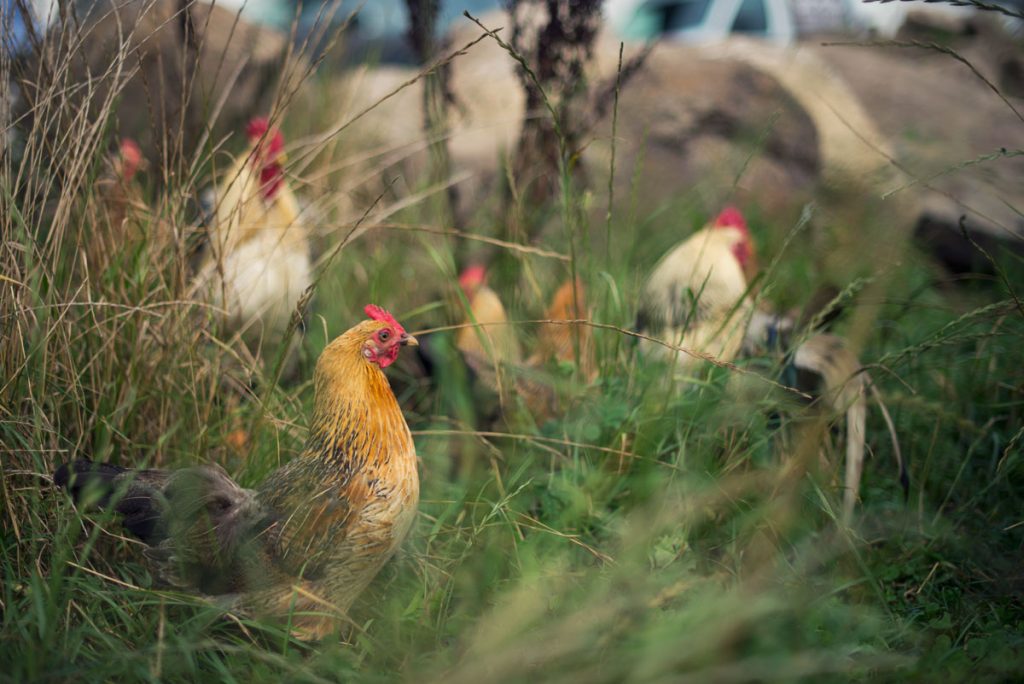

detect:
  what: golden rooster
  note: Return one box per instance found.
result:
[54,305,420,640]
[196,116,313,359]
[636,206,756,376]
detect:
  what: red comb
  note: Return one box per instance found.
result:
[246,117,270,139]
[120,138,142,180]
[245,116,285,158]
[713,206,747,232]
[120,138,141,162]
[459,264,486,291]
[364,304,405,334]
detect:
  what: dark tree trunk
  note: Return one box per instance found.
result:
[504,0,601,236]
[404,0,459,230]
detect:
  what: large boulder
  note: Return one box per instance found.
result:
[334,11,1022,273]
[809,18,1024,269]
[338,20,823,230]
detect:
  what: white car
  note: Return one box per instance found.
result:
[606,0,797,44]
[605,0,1000,44]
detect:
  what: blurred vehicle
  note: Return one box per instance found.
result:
[289,0,501,64]
[3,0,57,54]
[606,0,798,44]
[605,0,1017,43]
[209,0,296,29]
[845,0,977,37]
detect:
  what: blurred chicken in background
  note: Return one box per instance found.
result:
[194,116,312,374]
[455,264,524,399]
[84,138,147,276]
[636,206,755,377]
[741,290,907,523]
[454,266,607,424]
[527,277,598,383]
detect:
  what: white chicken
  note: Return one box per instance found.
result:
[636,206,756,376]
[196,117,313,364]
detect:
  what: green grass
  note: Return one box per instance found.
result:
[3,16,1024,683]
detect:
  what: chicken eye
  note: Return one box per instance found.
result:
[378,330,391,342]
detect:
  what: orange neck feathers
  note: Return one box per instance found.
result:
[305,318,415,472]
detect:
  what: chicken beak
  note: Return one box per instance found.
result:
[400,333,419,347]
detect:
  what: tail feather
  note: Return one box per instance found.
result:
[53,460,128,508]
[843,398,867,525]
[53,459,168,544]
[867,381,910,502]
